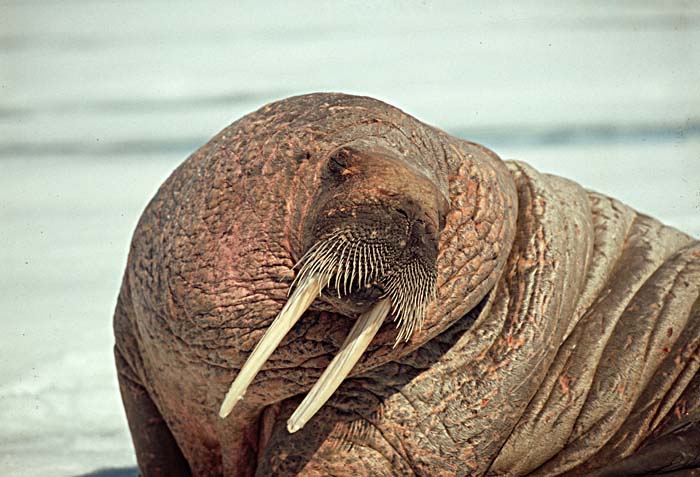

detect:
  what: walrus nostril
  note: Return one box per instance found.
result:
[395,208,410,219]
[410,219,437,248]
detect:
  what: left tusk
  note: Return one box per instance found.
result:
[286,298,391,433]
[219,275,322,419]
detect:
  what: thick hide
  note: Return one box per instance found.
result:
[114,93,700,476]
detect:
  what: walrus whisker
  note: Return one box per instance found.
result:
[289,239,329,294]
[350,245,358,292]
[383,259,437,345]
[291,232,347,296]
[357,244,364,288]
[344,241,355,296]
[363,244,369,285]
[340,241,351,296]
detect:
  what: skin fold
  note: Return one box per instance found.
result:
[113,93,700,476]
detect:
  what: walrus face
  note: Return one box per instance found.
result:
[298,146,447,335]
[220,145,449,433]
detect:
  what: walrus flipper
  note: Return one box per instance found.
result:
[116,349,192,477]
[589,417,700,476]
[114,278,192,477]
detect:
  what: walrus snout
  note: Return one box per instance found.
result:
[304,144,446,281]
[298,145,445,332]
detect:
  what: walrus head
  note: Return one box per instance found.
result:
[220,143,449,431]
[296,145,449,338]
[215,93,516,435]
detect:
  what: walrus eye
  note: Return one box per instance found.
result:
[327,148,353,176]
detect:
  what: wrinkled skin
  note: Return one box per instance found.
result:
[114,93,700,476]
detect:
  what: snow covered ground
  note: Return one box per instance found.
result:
[1,1,698,476]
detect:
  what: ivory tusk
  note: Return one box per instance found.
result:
[286,298,391,433]
[219,275,322,419]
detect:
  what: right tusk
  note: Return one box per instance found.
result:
[286,298,392,433]
[219,275,322,419]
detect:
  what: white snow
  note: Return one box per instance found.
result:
[1,1,698,476]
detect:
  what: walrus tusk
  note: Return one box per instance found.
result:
[219,275,323,418]
[287,298,392,433]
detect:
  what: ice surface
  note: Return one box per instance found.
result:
[1,1,698,476]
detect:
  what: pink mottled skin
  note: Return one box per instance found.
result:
[114,93,700,476]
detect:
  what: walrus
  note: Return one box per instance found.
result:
[114,92,700,476]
